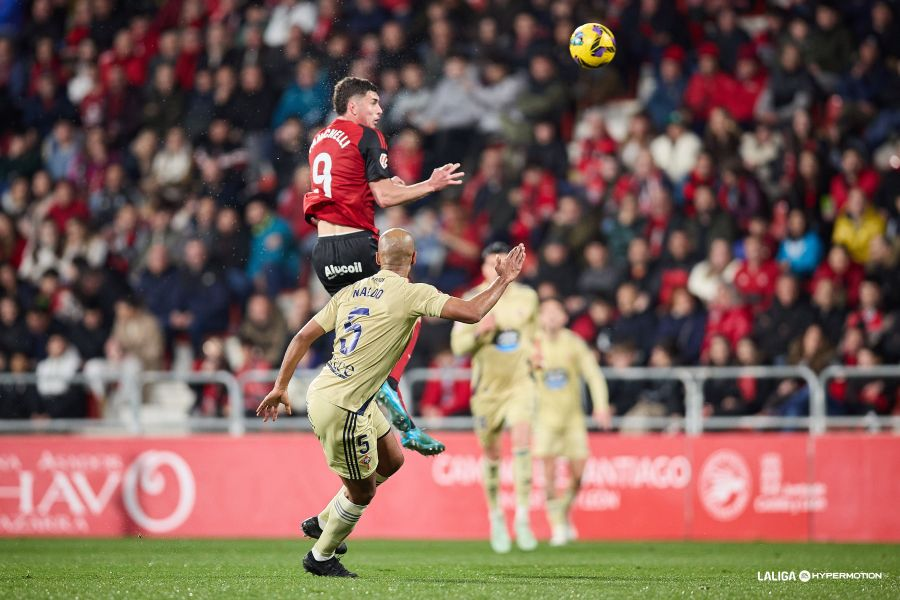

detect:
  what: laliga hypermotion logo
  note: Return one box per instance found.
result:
[699,450,751,521]
[123,450,196,533]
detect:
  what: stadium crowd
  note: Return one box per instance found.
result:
[0,0,898,422]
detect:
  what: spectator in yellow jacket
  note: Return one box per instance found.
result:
[832,188,886,264]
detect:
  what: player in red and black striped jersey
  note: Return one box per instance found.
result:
[303,77,464,457]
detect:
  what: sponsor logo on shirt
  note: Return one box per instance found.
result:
[327,358,355,379]
[543,368,569,390]
[494,330,520,352]
[324,262,363,280]
[379,152,388,169]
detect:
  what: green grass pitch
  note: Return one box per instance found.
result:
[1,539,897,599]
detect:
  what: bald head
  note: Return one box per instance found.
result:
[376,228,416,272]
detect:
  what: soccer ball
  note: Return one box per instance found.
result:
[569,23,616,69]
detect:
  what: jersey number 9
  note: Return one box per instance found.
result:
[312,152,333,198]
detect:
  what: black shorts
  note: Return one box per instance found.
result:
[312,231,379,296]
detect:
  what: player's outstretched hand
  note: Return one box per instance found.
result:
[428,163,465,191]
[494,243,526,282]
[256,387,292,422]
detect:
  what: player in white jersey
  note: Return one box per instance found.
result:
[451,242,540,553]
[533,297,611,545]
[257,229,525,577]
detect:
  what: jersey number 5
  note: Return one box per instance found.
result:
[312,152,332,198]
[339,307,370,356]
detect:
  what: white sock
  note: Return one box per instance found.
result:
[311,547,332,562]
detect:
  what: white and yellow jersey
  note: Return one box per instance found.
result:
[308,270,449,412]
[534,328,608,429]
[450,281,539,398]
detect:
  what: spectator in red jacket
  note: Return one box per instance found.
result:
[509,163,557,247]
[388,128,424,185]
[656,229,695,306]
[733,235,780,311]
[811,244,865,308]
[830,146,880,213]
[842,347,895,415]
[192,336,229,416]
[64,2,93,55]
[419,350,471,418]
[702,283,753,357]
[723,46,767,126]
[276,165,314,250]
[644,189,679,259]
[680,151,717,216]
[684,42,733,125]
[45,180,89,235]
[576,112,618,180]
[437,201,481,294]
[28,37,65,97]
[236,337,273,417]
[101,65,142,147]
[175,28,203,92]
[845,280,885,341]
[98,29,147,89]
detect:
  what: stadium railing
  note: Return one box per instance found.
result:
[0,370,243,435]
[2,366,898,435]
[689,366,825,434]
[400,366,701,433]
[400,365,900,435]
[819,365,900,432]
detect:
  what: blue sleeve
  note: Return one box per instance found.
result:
[795,234,823,275]
[276,219,300,275]
[776,242,787,264]
[271,90,295,129]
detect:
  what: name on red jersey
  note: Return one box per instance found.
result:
[311,128,352,150]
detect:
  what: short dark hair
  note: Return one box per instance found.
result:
[540,296,566,307]
[481,241,511,260]
[333,77,378,114]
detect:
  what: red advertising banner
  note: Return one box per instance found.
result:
[810,434,900,542]
[688,435,815,541]
[0,433,896,541]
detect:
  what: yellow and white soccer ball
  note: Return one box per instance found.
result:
[569,23,616,69]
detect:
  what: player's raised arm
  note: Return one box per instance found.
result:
[369,163,465,208]
[257,319,327,421]
[441,244,526,324]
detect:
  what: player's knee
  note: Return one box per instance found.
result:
[347,482,377,506]
[511,425,531,448]
[382,451,404,477]
[357,489,377,505]
[482,443,501,461]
